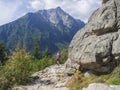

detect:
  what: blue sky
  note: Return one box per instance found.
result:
[0,0,102,25]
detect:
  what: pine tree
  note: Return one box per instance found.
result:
[33,34,41,59]
[43,48,51,58]
[0,42,8,64]
[0,48,32,89]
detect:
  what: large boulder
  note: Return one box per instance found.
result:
[66,0,120,73]
[82,83,120,90]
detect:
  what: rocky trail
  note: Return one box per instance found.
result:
[13,64,72,90]
[12,64,120,90]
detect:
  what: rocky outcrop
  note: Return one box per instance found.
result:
[12,65,70,90]
[82,83,120,90]
[66,0,120,73]
[102,0,110,4]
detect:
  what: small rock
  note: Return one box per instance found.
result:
[55,82,66,88]
[84,72,90,78]
[66,68,74,76]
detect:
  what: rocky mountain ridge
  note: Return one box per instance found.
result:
[0,7,85,53]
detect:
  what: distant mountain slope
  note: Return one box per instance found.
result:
[0,7,85,53]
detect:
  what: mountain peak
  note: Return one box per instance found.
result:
[36,7,74,26]
[0,7,85,53]
[56,6,62,10]
[37,7,63,13]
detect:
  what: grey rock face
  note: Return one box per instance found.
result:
[102,0,110,4]
[66,0,120,73]
[82,83,120,90]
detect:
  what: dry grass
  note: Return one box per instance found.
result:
[66,65,120,90]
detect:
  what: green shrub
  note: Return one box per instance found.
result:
[30,56,56,73]
[110,78,120,85]
[0,49,32,89]
[0,42,8,64]
[60,48,68,64]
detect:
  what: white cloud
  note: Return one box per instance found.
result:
[0,0,102,25]
[30,0,45,10]
[63,0,102,22]
[29,0,102,22]
[0,0,22,25]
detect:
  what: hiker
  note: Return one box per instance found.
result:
[56,51,61,65]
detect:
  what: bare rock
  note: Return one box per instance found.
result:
[82,83,120,90]
[102,0,110,4]
[84,72,91,78]
[66,0,120,73]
